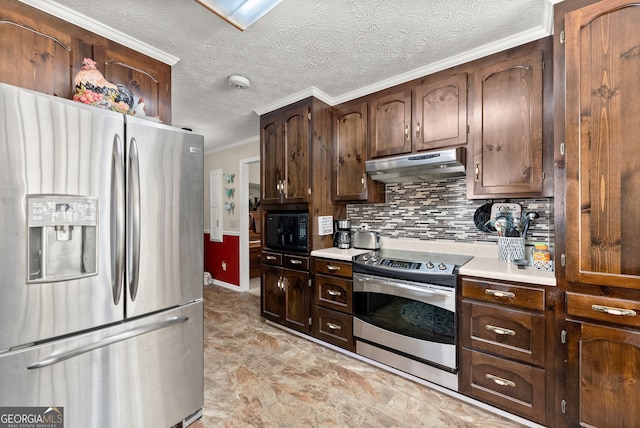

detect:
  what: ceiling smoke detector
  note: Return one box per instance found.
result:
[228,75,250,89]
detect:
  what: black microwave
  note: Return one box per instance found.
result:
[265,212,308,252]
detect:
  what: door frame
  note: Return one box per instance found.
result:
[238,155,260,292]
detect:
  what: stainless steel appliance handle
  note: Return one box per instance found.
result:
[353,273,453,304]
[111,134,125,305]
[128,137,141,301]
[27,316,188,369]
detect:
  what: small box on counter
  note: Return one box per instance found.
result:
[532,260,554,271]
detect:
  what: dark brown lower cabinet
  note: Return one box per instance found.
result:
[311,258,355,351]
[261,252,310,334]
[460,349,546,424]
[566,310,640,427]
[459,277,551,425]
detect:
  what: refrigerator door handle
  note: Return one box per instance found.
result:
[27,316,189,369]
[128,137,141,301]
[111,134,126,304]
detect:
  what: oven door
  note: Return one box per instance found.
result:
[353,272,456,371]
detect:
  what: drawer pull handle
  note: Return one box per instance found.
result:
[290,259,302,265]
[266,255,277,261]
[485,325,516,336]
[327,322,342,331]
[485,374,516,388]
[591,304,637,317]
[485,289,515,299]
[327,290,342,297]
[326,265,340,271]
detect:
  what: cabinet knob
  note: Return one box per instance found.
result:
[405,124,410,142]
[266,255,277,261]
[327,290,342,296]
[416,122,421,139]
[290,259,302,265]
[474,161,480,182]
[485,373,516,388]
[326,265,340,271]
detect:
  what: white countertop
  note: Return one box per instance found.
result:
[311,238,556,286]
[310,247,371,261]
[459,257,556,286]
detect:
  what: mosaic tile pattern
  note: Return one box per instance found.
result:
[347,177,554,248]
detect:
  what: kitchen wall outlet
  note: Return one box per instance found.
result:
[222,261,227,271]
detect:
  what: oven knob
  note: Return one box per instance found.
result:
[371,255,378,262]
[426,261,434,269]
[361,255,369,261]
[438,263,447,270]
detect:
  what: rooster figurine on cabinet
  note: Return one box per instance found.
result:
[73,58,134,113]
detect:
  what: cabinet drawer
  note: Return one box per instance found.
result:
[567,292,640,329]
[460,301,545,367]
[461,278,545,311]
[315,274,353,313]
[283,255,309,270]
[314,259,353,279]
[460,348,546,425]
[313,306,354,351]
[261,251,282,266]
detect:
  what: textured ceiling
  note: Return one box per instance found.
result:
[40,0,556,153]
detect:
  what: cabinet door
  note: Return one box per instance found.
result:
[282,104,309,203]
[566,321,640,427]
[260,114,283,204]
[471,49,544,196]
[282,268,309,332]
[333,102,368,201]
[414,73,468,151]
[565,1,640,288]
[369,88,412,158]
[0,13,74,98]
[261,265,283,323]
[94,44,171,122]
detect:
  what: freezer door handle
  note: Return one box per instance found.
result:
[111,134,126,304]
[128,137,141,301]
[27,316,189,369]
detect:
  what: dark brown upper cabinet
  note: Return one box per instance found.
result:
[413,73,468,151]
[469,38,553,199]
[0,0,172,123]
[332,100,384,203]
[368,87,413,158]
[260,102,310,205]
[564,0,640,289]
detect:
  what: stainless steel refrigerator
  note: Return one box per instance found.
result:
[0,82,204,427]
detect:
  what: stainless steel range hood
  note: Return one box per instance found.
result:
[365,147,466,183]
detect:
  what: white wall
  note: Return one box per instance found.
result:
[203,138,260,233]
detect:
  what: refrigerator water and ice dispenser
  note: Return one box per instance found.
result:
[27,195,98,282]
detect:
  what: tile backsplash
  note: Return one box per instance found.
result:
[346,177,554,248]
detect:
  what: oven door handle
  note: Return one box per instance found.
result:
[353,274,453,301]
[386,280,452,297]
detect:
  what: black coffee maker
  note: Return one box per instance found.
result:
[333,219,351,249]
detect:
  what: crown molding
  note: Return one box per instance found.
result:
[253,87,333,116]
[18,0,180,65]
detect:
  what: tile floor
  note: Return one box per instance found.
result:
[190,284,526,427]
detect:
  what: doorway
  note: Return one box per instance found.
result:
[238,155,260,292]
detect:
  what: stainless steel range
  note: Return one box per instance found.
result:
[352,249,472,391]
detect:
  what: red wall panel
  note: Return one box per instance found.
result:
[204,234,240,286]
